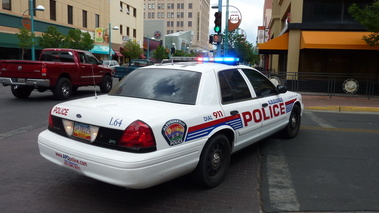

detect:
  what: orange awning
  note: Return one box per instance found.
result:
[301,31,379,50]
[258,33,289,54]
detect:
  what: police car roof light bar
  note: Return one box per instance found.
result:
[197,57,239,65]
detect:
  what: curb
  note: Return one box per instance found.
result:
[305,106,379,112]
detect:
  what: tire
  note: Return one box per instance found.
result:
[281,104,301,138]
[192,134,231,188]
[53,77,72,100]
[100,75,112,93]
[11,85,33,99]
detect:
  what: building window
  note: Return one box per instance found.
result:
[148,12,151,18]
[177,3,180,9]
[181,21,184,27]
[177,21,180,27]
[188,21,192,27]
[120,1,123,12]
[167,21,170,27]
[189,3,192,9]
[2,0,11,10]
[120,25,123,35]
[171,3,174,9]
[152,12,155,18]
[133,8,136,17]
[181,12,184,18]
[133,29,136,38]
[68,5,73,25]
[50,0,56,21]
[177,12,180,18]
[95,14,100,28]
[188,12,192,18]
[181,3,184,9]
[127,27,130,36]
[82,10,87,28]
[167,3,170,9]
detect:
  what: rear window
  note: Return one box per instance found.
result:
[40,51,75,62]
[109,68,201,105]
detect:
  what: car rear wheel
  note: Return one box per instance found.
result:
[281,104,301,138]
[53,77,72,100]
[11,85,33,99]
[100,75,112,93]
[192,134,231,188]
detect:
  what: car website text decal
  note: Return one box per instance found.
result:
[162,119,188,146]
[55,152,87,171]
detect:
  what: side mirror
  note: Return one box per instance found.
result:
[99,60,103,65]
[277,85,287,93]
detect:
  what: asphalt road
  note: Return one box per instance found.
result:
[1,84,379,213]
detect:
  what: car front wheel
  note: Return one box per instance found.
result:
[192,134,231,188]
[282,104,301,138]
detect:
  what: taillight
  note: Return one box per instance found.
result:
[48,109,54,129]
[41,65,47,76]
[119,120,156,150]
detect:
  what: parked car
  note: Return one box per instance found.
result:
[38,57,303,189]
[102,60,120,70]
[113,59,154,80]
[0,48,113,100]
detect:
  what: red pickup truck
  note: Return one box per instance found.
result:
[0,48,113,100]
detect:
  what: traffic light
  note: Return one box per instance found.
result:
[214,12,222,34]
[213,34,222,43]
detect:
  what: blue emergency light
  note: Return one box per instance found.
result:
[197,57,239,65]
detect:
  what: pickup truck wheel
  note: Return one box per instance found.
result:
[11,85,33,99]
[281,104,301,139]
[100,75,112,93]
[53,78,72,100]
[191,134,231,188]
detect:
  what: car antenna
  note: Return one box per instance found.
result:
[91,67,98,99]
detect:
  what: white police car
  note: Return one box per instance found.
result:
[38,57,303,189]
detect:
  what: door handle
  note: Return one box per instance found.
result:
[230,110,239,116]
[262,103,268,108]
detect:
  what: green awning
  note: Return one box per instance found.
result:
[0,33,20,48]
[90,45,115,55]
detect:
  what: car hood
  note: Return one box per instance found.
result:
[51,95,194,130]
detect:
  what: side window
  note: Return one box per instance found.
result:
[85,53,98,65]
[242,69,277,98]
[218,69,251,104]
[78,52,86,63]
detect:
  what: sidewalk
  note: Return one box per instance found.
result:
[302,95,379,112]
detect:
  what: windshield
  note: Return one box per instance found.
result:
[109,68,201,105]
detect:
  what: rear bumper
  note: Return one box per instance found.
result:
[38,129,201,189]
[0,77,50,87]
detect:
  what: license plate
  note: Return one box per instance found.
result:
[73,123,91,141]
[17,78,26,83]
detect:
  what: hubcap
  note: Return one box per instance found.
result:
[211,152,221,169]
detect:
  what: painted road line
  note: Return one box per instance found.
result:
[301,126,379,134]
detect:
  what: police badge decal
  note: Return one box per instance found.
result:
[161,119,188,146]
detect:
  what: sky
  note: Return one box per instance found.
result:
[209,0,264,44]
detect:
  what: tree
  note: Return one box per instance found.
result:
[16,27,35,60]
[153,45,169,62]
[223,29,259,65]
[39,26,65,48]
[173,50,196,57]
[349,1,379,46]
[122,40,143,60]
[62,29,94,50]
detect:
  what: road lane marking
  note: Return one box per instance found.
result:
[304,111,335,128]
[301,126,379,134]
[0,122,46,141]
[266,142,300,211]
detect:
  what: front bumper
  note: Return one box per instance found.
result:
[38,129,201,189]
[0,77,50,87]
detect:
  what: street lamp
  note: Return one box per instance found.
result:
[22,1,45,61]
[107,23,119,60]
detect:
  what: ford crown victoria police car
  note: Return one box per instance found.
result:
[38,57,303,189]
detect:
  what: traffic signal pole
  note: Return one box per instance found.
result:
[216,0,222,57]
[224,0,229,56]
